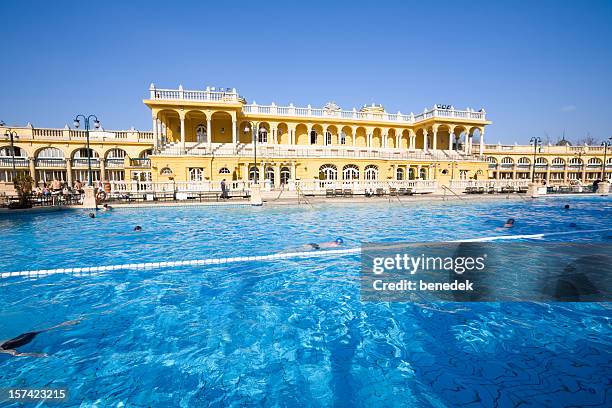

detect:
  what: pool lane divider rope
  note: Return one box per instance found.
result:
[1,228,610,280]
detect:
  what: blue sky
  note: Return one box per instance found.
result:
[1,0,611,144]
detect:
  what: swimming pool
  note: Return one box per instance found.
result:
[0,197,610,407]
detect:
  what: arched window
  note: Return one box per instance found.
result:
[324,131,332,146]
[106,148,126,159]
[73,148,99,159]
[420,168,428,180]
[319,164,338,180]
[486,157,497,164]
[249,166,260,181]
[552,157,565,165]
[219,167,231,174]
[140,149,153,158]
[0,146,26,157]
[535,157,548,166]
[569,157,583,165]
[517,157,531,165]
[342,164,359,180]
[310,131,317,145]
[160,167,173,176]
[196,124,207,143]
[340,132,347,145]
[265,166,275,184]
[408,168,416,180]
[280,167,291,184]
[189,168,203,181]
[396,167,405,180]
[588,158,602,166]
[501,157,514,165]
[37,147,64,158]
[364,165,378,180]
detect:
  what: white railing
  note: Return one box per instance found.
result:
[449,179,530,189]
[108,180,251,194]
[242,104,486,124]
[295,179,438,194]
[1,126,155,143]
[160,142,481,162]
[149,86,241,103]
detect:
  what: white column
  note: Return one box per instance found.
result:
[180,116,186,153]
[432,130,437,152]
[448,131,454,151]
[352,129,356,147]
[207,118,212,150]
[479,129,485,156]
[152,116,158,151]
[423,130,429,151]
[232,120,237,145]
[274,163,281,187]
[291,161,296,180]
[395,131,400,149]
[463,132,469,154]
[409,130,415,150]
[290,129,295,145]
[382,133,387,148]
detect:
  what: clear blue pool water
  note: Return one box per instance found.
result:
[0,196,610,407]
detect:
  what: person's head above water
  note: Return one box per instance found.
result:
[564,204,570,209]
[133,226,142,231]
[88,212,95,218]
[504,218,515,227]
[335,237,344,245]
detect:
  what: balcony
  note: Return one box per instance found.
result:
[72,158,100,168]
[129,158,151,168]
[0,157,29,167]
[35,158,66,168]
[105,158,126,168]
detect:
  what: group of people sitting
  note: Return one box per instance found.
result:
[33,179,85,198]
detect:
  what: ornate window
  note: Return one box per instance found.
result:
[552,157,565,165]
[0,146,25,157]
[219,167,231,174]
[343,164,359,180]
[319,164,338,180]
[140,149,153,158]
[280,167,290,184]
[73,148,99,159]
[37,147,64,158]
[249,166,260,181]
[364,165,378,180]
[535,157,548,166]
[310,131,317,145]
[258,129,268,143]
[517,157,531,165]
[106,148,126,159]
[340,132,347,145]
[196,124,207,143]
[325,131,332,146]
[189,167,203,181]
[396,167,405,180]
[501,157,514,165]
[420,168,428,180]
[160,167,173,176]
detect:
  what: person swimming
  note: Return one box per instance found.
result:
[0,320,79,357]
[564,204,570,210]
[88,212,96,218]
[503,218,515,228]
[133,225,142,231]
[102,204,112,211]
[304,237,344,251]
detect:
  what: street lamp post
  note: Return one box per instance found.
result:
[244,122,266,184]
[73,115,100,186]
[3,128,19,181]
[602,138,612,181]
[529,137,541,183]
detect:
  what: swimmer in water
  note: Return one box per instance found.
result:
[88,212,95,218]
[102,204,112,211]
[564,204,570,210]
[133,225,142,231]
[0,320,80,357]
[503,218,515,228]
[303,237,344,251]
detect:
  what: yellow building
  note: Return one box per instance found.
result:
[1,84,609,195]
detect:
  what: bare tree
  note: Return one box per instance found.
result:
[574,132,599,146]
